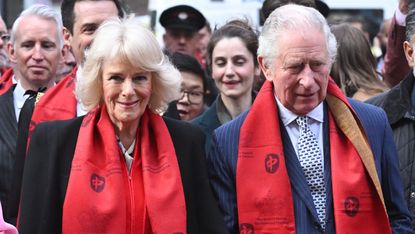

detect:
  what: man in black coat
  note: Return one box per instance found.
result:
[366,6,415,228]
[0,5,64,223]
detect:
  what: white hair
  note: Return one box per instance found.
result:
[76,16,182,113]
[258,4,337,68]
[10,4,64,49]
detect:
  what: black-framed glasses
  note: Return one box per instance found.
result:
[179,90,204,104]
[0,32,10,42]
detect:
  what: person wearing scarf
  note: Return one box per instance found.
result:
[208,5,412,234]
[0,68,14,95]
[17,17,227,234]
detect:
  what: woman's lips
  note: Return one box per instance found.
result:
[222,80,240,88]
[118,100,139,108]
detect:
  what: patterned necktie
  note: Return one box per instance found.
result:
[296,116,326,229]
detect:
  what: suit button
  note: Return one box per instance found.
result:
[411,192,415,198]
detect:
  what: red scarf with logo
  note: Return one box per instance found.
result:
[237,80,391,233]
[29,67,78,139]
[0,68,13,95]
[62,105,187,233]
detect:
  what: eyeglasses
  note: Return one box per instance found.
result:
[0,32,10,42]
[179,89,204,104]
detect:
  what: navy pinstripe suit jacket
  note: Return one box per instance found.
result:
[208,99,412,233]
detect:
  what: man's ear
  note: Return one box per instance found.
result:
[257,55,273,81]
[7,42,16,64]
[403,41,415,67]
[60,44,69,65]
[63,27,72,44]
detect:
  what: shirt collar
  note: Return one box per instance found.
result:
[216,95,233,125]
[126,140,135,155]
[13,80,29,109]
[275,97,324,126]
[12,75,17,84]
[117,137,136,156]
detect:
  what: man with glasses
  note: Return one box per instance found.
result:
[164,52,206,121]
[0,15,11,94]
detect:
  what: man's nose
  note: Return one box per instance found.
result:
[31,45,44,61]
[298,64,315,88]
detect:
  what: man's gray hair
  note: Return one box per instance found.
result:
[10,4,64,48]
[258,4,337,68]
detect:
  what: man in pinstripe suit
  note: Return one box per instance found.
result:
[0,5,64,223]
[208,4,412,234]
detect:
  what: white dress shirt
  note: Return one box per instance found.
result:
[118,138,136,172]
[13,80,30,122]
[276,98,325,168]
[75,66,88,117]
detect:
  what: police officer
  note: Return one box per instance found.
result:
[160,5,206,56]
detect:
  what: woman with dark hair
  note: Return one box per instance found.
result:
[330,23,388,101]
[192,19,260,152]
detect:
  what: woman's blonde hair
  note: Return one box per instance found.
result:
[75,16,182,113]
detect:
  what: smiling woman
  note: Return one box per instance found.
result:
[192,19,260,152]
[17,16,228,234]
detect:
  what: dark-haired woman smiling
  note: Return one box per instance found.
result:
[193,19,260,152]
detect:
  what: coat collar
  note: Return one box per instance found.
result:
[377,72,415,124]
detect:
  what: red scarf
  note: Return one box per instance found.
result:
[0,68,13,95]
[237,80,391,233]
[29,67,78,139]
[62,106,187,234]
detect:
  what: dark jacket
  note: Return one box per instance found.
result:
[0,86,17,222]
[192,99,221,154]
[18,116,228,234]
[366,72,415,227]
[211,98,412,233]
[192,93,257,154]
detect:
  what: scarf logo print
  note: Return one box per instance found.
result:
[265,153,279,174]
[240,223,254,234]
[344,196,359,217]
[90,173,105,193]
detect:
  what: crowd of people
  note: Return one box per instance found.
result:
[0,0,413,233]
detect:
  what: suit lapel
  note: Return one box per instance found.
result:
[280,122,320,221]
[323,104,333,225]
[0,86,18,152]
